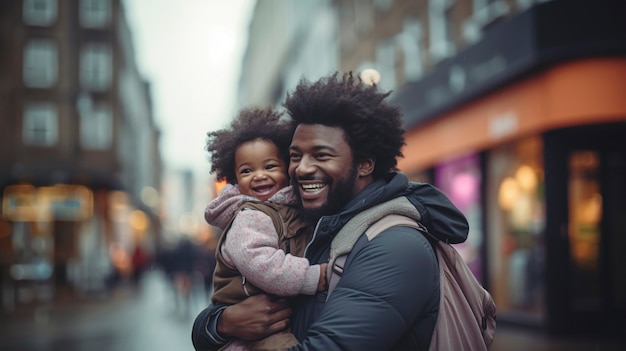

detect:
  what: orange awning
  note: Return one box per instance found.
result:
[399,58,626,173]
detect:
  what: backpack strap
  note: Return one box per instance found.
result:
[326,213,424,300]
[328,197,421,259]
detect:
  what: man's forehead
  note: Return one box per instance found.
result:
[291,124,347,146]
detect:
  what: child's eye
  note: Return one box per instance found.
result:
[240,168,252,174]
[266,164,278,170]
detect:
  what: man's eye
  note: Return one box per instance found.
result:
[315,153,331,159]
[289,154,301,160]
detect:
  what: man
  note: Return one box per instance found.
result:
[192,72,469,350]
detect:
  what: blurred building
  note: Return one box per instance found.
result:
[239,0,626,339]
[237,0,339,108]
[0,0,163,312]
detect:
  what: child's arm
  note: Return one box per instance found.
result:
[221,208,322,296]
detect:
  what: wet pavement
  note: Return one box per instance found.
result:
[1,270,624,351]
[491,324,625,351]
[0,270,205,351]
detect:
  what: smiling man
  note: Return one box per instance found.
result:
[288,124,359,223]
[192,72,470,351]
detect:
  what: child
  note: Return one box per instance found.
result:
[204,107,326,351]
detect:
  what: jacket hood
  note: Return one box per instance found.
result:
[314,173,411,240]
[204,184,297,230]
[315,172,469,244]
[403,181,469,244]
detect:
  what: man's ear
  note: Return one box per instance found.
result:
[358,158,375,177]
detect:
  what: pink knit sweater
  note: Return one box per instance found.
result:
[205,184,320,296]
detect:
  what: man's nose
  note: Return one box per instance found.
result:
[295,156,315,175]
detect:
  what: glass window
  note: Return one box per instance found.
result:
[568,151,602,308]
[80,104,112,150]
[23,102,58,147]
[79,0,112,28]
[23,0,57,26]
[435,153,484,281]
[487,136,546,321]
[80,43,112,91]
[428,0,456,61]
[396,17,424,81]
[375,39,397,91]
[23,39,58,88]
[353,1,373,36]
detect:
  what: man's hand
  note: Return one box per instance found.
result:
[217,294,292,341]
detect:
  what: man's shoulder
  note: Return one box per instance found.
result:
[369,224,433,250]
[353,222,435,263]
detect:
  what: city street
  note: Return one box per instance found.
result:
[0,270,206,351]
[1,269,624,351]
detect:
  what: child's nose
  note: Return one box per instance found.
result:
[253,171,268,180]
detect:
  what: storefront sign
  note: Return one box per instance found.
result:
[392,0,626,128]
[2,185,38,221]
[2,184,93,221]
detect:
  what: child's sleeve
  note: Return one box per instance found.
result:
[221,208,320,296]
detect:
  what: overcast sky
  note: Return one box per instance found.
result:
[123,0,256,178]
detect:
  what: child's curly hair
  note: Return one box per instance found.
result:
[283,72,405,179]
[206,107,293,184]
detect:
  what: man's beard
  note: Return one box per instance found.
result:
[296,166,357,224]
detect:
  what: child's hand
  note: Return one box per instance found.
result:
[317,263,328,292]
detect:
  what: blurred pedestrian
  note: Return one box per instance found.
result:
[131,244,150,286]
[193,228,218,300]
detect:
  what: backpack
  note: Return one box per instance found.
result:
[327,214,497,351]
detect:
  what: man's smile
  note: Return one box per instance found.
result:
[301,183,327,192]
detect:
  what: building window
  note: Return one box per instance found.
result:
[80,43,112,91]
[79,0,112,28]
[23,39,58,88]
[429,0,456,62]
[486,136,546,321]
[353,1,373,36]
[464,0,511,43]
[23,0,57,26]
[23,102,58,147]
[375,39,397,91]
[397,17,424,81]
[435,153,484,281]
[80,104,112,150]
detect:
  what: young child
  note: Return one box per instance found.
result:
[204,107,326,351]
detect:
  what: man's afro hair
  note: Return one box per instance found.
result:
[283,72,405,179]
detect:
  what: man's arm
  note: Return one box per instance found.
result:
[192,295,292,351]
[192,303,229,351]
[291,227,439,351]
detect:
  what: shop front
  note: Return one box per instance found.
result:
[396,56,626,336]
[544,124,626,335]
[392,1,625,336]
